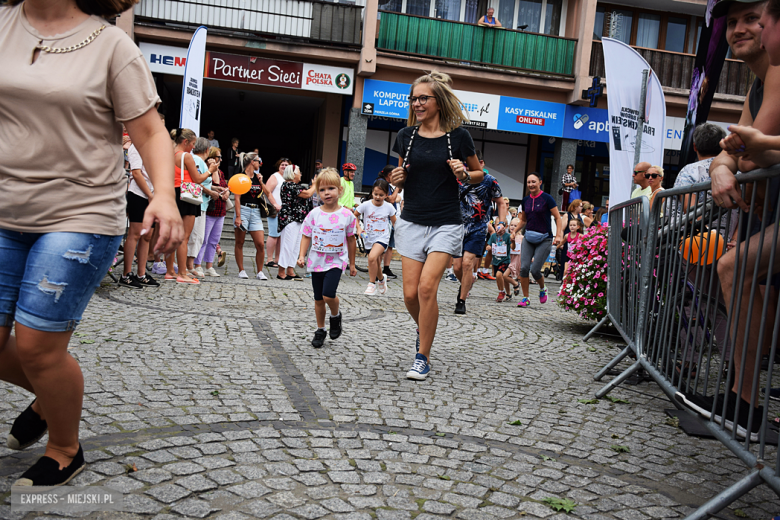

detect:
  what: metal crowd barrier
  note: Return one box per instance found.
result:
[584,196,650,397]
[594,165,780,518]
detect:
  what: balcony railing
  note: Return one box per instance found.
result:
[589,40,755,97]
[377,11,576,76]
[134,0,363,46]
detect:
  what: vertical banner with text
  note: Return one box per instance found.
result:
[180,26,208,136]
[602,38,666,205]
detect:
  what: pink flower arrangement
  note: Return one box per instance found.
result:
[558,224,608,321]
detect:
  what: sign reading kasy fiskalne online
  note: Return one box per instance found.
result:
[204,51,353,95]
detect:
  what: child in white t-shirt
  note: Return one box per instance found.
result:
[298,168,357,349]
[505,217,523,297]
[354,179,397,295]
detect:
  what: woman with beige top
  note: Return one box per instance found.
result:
[0,0,183,486]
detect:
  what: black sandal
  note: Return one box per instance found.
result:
[7,400,48,451]
[14,444,85,487]
[266,261,279,268]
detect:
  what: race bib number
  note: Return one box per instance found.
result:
[493,243,507,257]
[312,226,346,254]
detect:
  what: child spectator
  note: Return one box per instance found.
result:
[560,218,583,280]
[505,217,523,297]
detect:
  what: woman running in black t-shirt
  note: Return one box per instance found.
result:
[390,71,483,380]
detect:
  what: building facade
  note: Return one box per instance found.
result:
[118,0,748,206]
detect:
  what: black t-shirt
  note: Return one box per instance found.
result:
[240,174,264,206]
[749,77,763,120]
[392,126,476,226]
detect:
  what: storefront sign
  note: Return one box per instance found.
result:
[140,42,188,76]
[140,43,353,95]
[496,97,565,137]
[362,79,563,137]
[562,105,610,143]
[205,52,354,95]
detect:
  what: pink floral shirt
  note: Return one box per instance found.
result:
[301,206,356,272]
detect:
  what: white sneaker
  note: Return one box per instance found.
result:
[238,270,249,279]
[377,274,388,295]
[204,267,220,277]
[256,271,268,280]
[364,282,377,295]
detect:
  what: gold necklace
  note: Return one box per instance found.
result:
[36,25,105,54]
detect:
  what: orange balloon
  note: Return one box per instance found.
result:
[229,174,252,195]
[680,230,724,265]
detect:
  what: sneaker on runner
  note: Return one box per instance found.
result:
[311,329,327,348]
[455,300,466,315]
[137,273,160,287]
[406,353,431,381]
[445,273,458,282]
[539,287,548,303]
[477,272,487,280]
[377,274,388,295]
[257,271,268,280]
[517,297,530,307]
[329,313,342,340]
[204,267,220,277]
[364,282,377,295]
[238,270,249,279]
[118,273,144,289]
[383,266,397,279]
[496,291,506,303]
[483,272,496,281]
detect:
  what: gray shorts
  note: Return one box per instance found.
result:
[395,217,464,263]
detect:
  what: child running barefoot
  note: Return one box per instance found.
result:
[355,179,397,295]
[560,218,583,280]
[298,168,358,348]
[504,218,523,298]
[486,222,514,302]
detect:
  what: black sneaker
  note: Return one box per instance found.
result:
[329,313,342,340]
[712,392,764,442]
[118,273,143,289]
[455,300,466,315]
[383,266,398,279]
[7,400,48,451]
[311,329,327,348]
[137,273,160,288]
[14,444,85,487]
[675,391,715,419]
[761,387,780,401]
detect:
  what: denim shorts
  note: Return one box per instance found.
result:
[395,218,463,263]
[456,230,487,258]
[241,205,265,233]
[0,229,122,332]
[267,216,280,238]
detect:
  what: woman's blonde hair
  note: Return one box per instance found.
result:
[314,167,343,195]
[649,165,665,177]
[283,164,301,182]
[4,0,139,17]
[239,152,258,172]
[208,147,221,160]
[170,128,196,145]
[407,71,469,133]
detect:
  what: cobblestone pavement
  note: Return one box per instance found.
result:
[1,249,779,520]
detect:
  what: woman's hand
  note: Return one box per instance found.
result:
[390,166,407,187]
[234,216,243,228]
[447,159,465,179]
[274,203,282,212]
[710,162,748,211]
[349,264,357,277]
[143,196,184,255]
[553,234,563,247]
[297,256,306,268]
[220,190,229,201]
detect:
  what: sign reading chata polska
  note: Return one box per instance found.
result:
[205,52,354,95]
